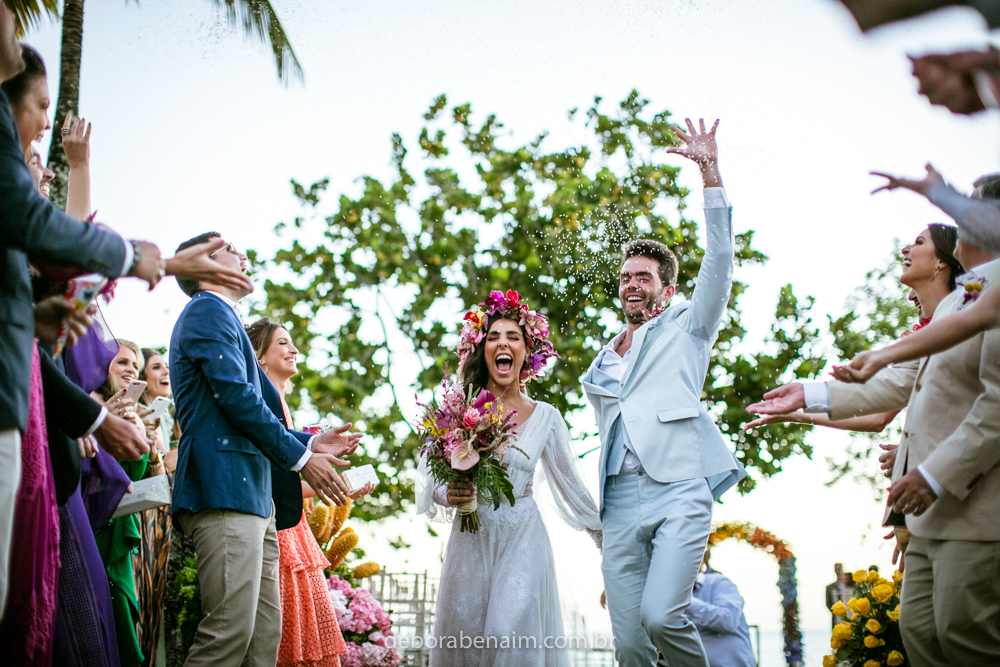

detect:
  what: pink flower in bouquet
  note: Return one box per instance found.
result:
[450,439,480,471]
[442,430,462,459]
[462,408,481,430]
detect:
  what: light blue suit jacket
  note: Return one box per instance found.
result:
[583,193,746,509]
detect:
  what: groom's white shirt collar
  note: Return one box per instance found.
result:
[203,290,239,310]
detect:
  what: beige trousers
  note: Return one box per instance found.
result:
[179,504,281,667]
[0,429,21,618]
[901,535,1000,666]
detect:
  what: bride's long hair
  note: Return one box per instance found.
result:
[460,317,530,397]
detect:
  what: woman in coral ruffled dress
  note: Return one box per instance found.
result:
[247,318,373,667]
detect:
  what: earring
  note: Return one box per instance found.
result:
[931,265,942,282]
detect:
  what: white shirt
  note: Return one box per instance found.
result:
[599,332,643,472]
[799,260,1000,497]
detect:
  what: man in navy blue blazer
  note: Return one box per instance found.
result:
[170,232,361,666]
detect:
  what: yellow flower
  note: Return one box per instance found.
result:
[866,619,882,634]
[823,656,839,667]
[830,621,852,649]
[849,597,872,616]
[853,569,869,584]
[873,583,895,603]
[865,661,882,667]
[864,635,886,649]
[893,570,904,584]
[831,601,848,617]
[887,650,905,666]
[966,281,983,292]
[888,605,901,622]
[868,570,881,583]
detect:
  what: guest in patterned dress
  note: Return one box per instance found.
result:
[246,318,373,667]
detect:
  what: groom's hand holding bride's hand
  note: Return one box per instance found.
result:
[745,382,806,416]
[301,453,351,506]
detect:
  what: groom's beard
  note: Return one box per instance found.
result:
[622,290,660,323]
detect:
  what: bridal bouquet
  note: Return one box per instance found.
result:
[824,569,907,667]
[416,379,522,533]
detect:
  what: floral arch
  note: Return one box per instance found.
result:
[707,522,802,666]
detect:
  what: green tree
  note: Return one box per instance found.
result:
[254,91,826,521]
[825,244,916,493]
[7,0,302,208]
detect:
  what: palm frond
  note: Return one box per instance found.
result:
[210,0,303,84]
[5,0,60,38]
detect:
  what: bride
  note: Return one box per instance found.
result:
[416,290,603,667]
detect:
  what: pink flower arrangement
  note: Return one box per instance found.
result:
[416,379,523,532]
[328,575,400,667]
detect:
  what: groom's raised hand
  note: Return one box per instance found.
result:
[746,382,806,416]
[301,453,351,506]
[312,422,363,458]
[667,117,722,188]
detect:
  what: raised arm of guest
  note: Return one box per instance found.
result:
[61,112,92,221]
[872,164,1000,253]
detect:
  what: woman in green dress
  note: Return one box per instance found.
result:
[92,340,161,667]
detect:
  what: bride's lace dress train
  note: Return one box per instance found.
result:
[416,403,602,667]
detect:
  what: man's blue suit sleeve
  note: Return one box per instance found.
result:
[0,92,126,276]
[181,297,308,470]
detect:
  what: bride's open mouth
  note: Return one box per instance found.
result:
[494,352,514,375]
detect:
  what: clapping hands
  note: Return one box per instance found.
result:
[312,422,364,459]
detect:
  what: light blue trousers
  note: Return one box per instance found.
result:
[602,471,713,667]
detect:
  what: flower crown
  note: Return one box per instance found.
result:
[456,290,558,382]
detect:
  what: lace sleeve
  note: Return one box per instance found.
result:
[538,407,602,534]
[415,453,455,524]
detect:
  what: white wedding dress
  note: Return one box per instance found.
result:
[416,402,602,667]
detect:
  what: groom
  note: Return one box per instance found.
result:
[170,232,361,666]
[583,118,745,667]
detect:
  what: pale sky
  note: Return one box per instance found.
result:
[24,0,1000,663]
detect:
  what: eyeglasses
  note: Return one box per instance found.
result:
[210,242,239,258]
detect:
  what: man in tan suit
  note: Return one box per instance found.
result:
[749,237,1000,665]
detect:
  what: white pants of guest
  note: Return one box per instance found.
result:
[0,429,21,617]
[602,471,713,667]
